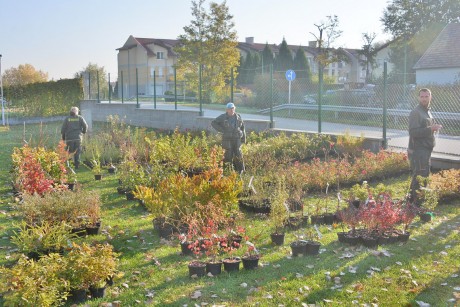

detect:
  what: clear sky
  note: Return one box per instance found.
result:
[0,0,392,80]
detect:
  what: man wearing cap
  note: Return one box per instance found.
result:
[61,106,88,169]
[211,102,246,172]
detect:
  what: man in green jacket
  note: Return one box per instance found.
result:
[211,102,246,173]
[407,88,442,204]
[61,106,88,169]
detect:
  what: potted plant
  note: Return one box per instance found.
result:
[398,201,418,242]
[221,239,241,272]
[0,254,70,306]
[18,190,102,238]
[241,240,260,270]
[269,177,289,245]
[11,221,73,260]
[65,242,118,297]
[91,156,103,180]
[345,181,371,208]
[290,232,308,257]
[416,177,439,222]
[65,165,77,191]
[304,226,322,255]
[186,238,207,277]
[337,205,361,245]
[107,159,117,174]
[238,174,273,214]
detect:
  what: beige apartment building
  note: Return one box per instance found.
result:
[116,35,384,98]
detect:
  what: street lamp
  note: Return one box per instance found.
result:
[0,54,4,126]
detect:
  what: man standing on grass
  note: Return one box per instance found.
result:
[61,106,88,169]
[407,88,442,204]
[211,102,246,173]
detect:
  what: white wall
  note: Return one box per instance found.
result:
[416,67,460,85]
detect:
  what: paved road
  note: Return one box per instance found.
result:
[133,101,460,158]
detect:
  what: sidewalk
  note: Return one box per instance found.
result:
[141,102,460,157]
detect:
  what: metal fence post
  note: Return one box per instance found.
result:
[88,72,91,100]
[231,67,234,103]
[174,67,177,110]
[199,64,203,116]
[318,66,323,133]
[153,71,156,109]
[97,70,100,103]
[108,73,111,104]
[136,68,139,108]
[121,71,124,104]
[383,62,388,149]
[270,64,274,128]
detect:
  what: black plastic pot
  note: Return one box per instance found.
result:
[305,240,321,255]
[270,233,285,246]
[242,255,259,270]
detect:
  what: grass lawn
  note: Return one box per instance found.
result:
[0,122,459,306]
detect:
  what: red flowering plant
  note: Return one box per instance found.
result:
[359,194,401,237]
[241,237,260,260]
[13,146,55,195]
[227,225,246,249]
[337,205,361,235]
[220,229,241,261]
[200,219,224,263]
[398,201,418,234]
[181,205,225,263]
[11,143,71,195]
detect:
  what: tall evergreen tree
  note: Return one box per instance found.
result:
[274,38,293,72]
[293,47,311,81]
[261,43,274,71]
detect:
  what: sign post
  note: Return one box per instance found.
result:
[285,69,296,116]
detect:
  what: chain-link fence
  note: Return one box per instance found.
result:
[4,66,459,157]
[88,65,459,156]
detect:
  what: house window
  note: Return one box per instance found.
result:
[157,52,164,59]
[158,68,163,77]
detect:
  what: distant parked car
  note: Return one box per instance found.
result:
[303,94,316,104]
[303,90,339,104]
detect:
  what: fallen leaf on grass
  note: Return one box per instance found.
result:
[339,252,355,259]
[263,293,273,299]
[190,290,202,299]
[415,300,430,307]
[240,283,248,288]
[348,266,358,274]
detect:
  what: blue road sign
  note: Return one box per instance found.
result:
[285,69,296,81]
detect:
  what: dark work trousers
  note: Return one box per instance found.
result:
[222,138,245,173]
[66,139,82,168]
[409,148,432,203]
